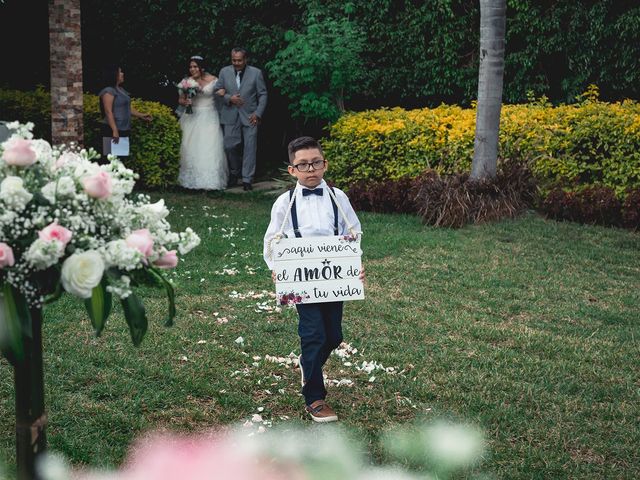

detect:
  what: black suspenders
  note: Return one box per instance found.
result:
[289,188,338,238]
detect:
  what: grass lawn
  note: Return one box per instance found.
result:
[1,189,638,478]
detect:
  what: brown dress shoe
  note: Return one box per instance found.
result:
[305,400,338,423]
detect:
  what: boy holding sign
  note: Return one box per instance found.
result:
[263,136,363,423]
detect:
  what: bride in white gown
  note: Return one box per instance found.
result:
[178,56,228,190]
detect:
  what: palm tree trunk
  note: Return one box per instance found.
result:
[470,0,506,180]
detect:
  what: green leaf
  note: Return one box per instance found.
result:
[147,267,176,327]
[84,278,112,337]
[121,293,148,347]
[0,283,27,363]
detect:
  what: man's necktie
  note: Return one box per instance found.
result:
[302,188,323,197]
[235,71,241,89]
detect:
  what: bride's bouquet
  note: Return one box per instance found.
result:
[175,77,200,115]
[0,122,201,356]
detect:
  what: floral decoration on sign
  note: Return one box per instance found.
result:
[340,234,359,242]
[277,291,309,306]
[0,122,200,360]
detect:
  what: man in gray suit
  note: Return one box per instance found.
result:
[214,47,268,190]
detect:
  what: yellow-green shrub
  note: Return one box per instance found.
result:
[0,87,180,189]
[324,86,640,197]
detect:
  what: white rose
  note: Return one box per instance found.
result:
[0,176,33,210]
[61,251,105,298]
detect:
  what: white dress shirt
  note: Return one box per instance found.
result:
[263,179,362,269]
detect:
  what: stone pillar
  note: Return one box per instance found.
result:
[49,0,83,147]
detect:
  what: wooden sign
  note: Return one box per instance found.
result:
[272,235,364,305]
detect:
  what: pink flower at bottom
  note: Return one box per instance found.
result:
[108,431,292,480]
[0,243,15,268]
[153,250,178,269]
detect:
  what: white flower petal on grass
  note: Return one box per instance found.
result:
[251,414,263,423]
[215,267,240,276]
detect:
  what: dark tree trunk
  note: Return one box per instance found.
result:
[14,309,47,480]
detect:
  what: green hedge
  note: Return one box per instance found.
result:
[323,87,640,198]
[0,87,180,189]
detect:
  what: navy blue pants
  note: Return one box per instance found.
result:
[296,301,344,405]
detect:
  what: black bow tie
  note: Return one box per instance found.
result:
[302,187,323,197]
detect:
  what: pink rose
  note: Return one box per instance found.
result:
[126,229,154,257]
[38,222,72,247]
[0,243,15,268]
[82,171,112,199]
[154,250,178,269]
[2,139,37,167]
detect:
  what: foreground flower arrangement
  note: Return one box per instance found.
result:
[0,121,200,356]
[34,420,486,480]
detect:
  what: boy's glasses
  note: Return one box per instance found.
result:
[291,160,326,172]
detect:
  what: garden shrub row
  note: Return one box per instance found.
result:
[324,86,640,199]
[346,168,640,230]
[0,87,180,189]
[540,186,640,229]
